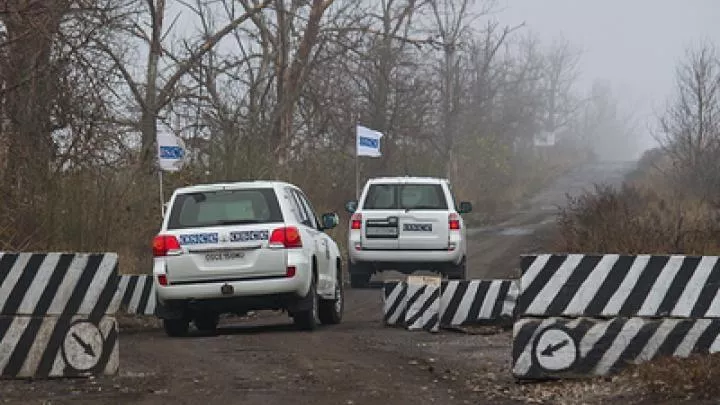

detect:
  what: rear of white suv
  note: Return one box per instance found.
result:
[345,177,472,288]
[153,181,344,336]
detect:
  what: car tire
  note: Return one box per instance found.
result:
[163,318,189,337]
[350,273,371,288]
[447,256,467,280]
[319,264,344,325]
[194,313,219,333]
[349,263,371,288]
[293,278,319,331]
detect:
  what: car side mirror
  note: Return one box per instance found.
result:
[321,212,339,230]
[458,201,472,214]
[345,200,358,213]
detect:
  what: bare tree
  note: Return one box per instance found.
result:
[0,0,70,248]
[93,0,272,174]
[541,38,582,134]
[656,42,720,201]
[428,0,522,181]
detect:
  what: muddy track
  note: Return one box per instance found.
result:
[0,161,636,405]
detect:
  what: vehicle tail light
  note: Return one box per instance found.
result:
[351,213,362,230]
[449,213,461,230]
[270,226,303,248]
[157,274,168,286]
[153,235,182,257]
[286,266,296,277]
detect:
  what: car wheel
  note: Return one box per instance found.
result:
[319,264,344,325]
[194,313,219,333]
[293,278,319,331]
[447,256,467,280]
[350,273,371,288]
[163,318,189,337]
[349,262,371,288]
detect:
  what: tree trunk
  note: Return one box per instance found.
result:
[139,0,165,175]
[0,1,65,249]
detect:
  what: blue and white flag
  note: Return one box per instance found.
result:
[356,125,383,157]
[157,132,186,172]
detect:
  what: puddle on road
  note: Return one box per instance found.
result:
[498,227,534,236]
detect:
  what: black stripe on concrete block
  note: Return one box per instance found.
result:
[517,254,720,318]
[440,280,518,327]
[0,253,119,317]
[491,280,511,319]
[512,317,720,380]
[0,315,119,378]
[1,254,45,315]
[516,255,567,315]
[0,254,19,289]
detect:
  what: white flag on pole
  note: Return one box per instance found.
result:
[356,125,383,157]
[157,131,186,172]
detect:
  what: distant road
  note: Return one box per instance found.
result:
[466,160,638,280]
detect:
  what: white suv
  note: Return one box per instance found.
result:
[152,181,344,336]
[345,177,472,287]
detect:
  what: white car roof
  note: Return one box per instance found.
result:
[173,180,297,195]
[366,176,448,185]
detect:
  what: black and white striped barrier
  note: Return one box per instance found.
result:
[441,280,518,327]
[0,252,120,378]
[513,254,720,379]
[383,277,440,332]
[383,277,518,332]
[115,275,156,316]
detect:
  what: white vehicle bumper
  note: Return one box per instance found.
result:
[156,274,310,302]
[154,257,312,303]
[349,248,464,265]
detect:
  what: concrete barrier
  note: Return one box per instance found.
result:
[0,252,120,378]
[440,280,517,327]
[513,254,720,380]
[383,276,440,332]
[115,275,156,316]
[383,277,518,332]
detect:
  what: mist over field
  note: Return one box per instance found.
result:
[496,0,719,161]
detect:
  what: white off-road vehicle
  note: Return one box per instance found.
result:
[152,181,343,336]
[345,177,472,287]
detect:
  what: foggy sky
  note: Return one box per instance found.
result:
[495,0,719,155]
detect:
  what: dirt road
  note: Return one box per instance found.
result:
[0,161,637,405]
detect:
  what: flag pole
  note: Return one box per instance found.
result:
[159,169,165,218]
[355,151,360,200]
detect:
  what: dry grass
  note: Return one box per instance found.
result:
[555,183,720,255]
[513,354,720,405]
[621,353,720,401]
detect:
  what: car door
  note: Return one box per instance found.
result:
[359,183,401,250]
[288,189,331,291]
[397,183,450,250]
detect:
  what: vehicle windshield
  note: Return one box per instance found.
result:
[167,188,283,230]
[362,183,448,210]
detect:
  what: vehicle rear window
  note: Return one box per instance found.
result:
[167,188,283,229]
[362,184,448,210]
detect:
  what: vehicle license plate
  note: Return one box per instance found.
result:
[366,227,398,237]
[205,250,245,261]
